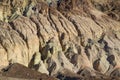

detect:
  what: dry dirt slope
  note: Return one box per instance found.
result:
[0,0,120,80]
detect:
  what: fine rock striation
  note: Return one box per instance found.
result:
[0,0,120,80]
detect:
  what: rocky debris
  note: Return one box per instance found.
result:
[56,69,83,80]
[91,0,120,21]
[0,0,120,80]
[1,63,57,80]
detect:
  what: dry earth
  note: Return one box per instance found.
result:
[0,0,120,80]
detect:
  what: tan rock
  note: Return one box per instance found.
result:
[0,0,120,79]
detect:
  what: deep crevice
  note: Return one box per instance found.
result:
[8,22,26,42]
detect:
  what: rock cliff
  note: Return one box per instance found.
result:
[0,0,120,80]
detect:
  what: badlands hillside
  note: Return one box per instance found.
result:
[0,0,120,80]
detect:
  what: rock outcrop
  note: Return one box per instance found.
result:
[0,0,120,80]
[1,63,57,80]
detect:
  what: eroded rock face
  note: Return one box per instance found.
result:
[91,0,120,21]
[0,0,120,79]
